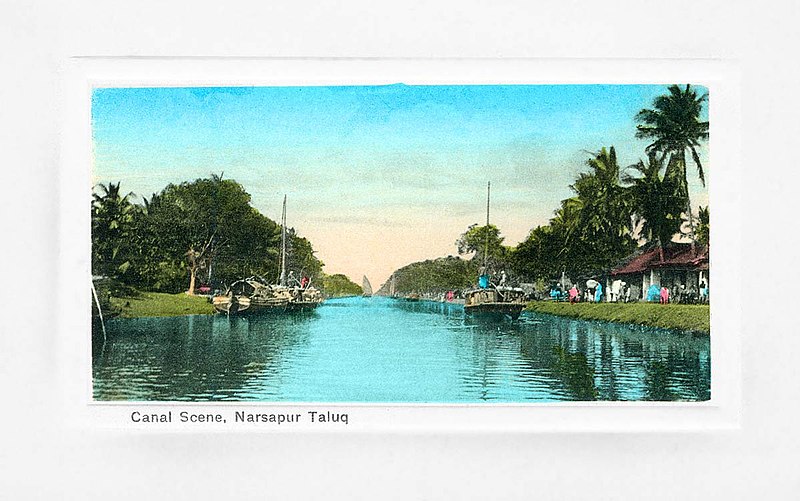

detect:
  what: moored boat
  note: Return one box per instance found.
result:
[212,278,289,314]
[463,182,525,320]
[212,195,324,315]
[464,286,525,319]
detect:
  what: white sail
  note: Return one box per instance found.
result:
[362,276,373,296]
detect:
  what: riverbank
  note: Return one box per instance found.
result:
[524,301,710,333]
[110,292,215,318]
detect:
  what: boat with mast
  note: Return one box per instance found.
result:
[362,276,373,297]
[463,182,526,320]
[212,195,323,314]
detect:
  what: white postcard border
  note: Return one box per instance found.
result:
[58,58,742,432]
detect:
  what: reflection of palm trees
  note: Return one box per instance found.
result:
[513,318,598,401]
[551,346,598,401]
[597,334,619,400]
[516,315,709,401]
[644,359,676,401]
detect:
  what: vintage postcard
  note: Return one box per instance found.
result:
[64,59,739,430]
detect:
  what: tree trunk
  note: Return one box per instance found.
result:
[187,246,197,295]
[187,265,196,295]
[678,149,697,254]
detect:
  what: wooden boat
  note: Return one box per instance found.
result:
[464,286,525,319]
[212,278,289,314]
[286,284,325,311]
[212,195,323,314]
[463,182,526,320]
[404,293,420,302]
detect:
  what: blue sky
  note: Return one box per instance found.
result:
[92,84,710,286]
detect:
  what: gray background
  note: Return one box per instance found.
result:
[1,1,797,499]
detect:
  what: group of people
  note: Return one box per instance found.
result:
[565,282,617,304]
[647,280,709,304]
[553,278,709,304]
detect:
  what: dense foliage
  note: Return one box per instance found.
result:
[387,256,479,295]
[322,274,363,297]
[695,206,710,246]
[91,175,324,294]
[455,224,507,267]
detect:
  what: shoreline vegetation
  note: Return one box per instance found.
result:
[524,301,709,333]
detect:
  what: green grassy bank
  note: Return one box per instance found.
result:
[524,301,710,333]
[110,292,215,318]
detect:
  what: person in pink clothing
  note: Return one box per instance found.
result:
[660,286,669,304]
[568,285,579,304]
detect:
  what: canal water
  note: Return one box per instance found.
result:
[92,296,710,402]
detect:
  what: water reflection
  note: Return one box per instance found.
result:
[93,297,710,402]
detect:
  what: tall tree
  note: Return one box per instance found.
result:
[561,147,636,274]
[455,223,508,270]
[635,84,709,235]
[570,147,633,240]
[91,182,135,279]
[622,152,686,258]
[129,176,282,293]
[510,147,637,281]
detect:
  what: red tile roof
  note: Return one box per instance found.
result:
[611,243,709,276]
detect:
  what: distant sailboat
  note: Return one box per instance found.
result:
[389,275,397,297]
[362,276,373,297]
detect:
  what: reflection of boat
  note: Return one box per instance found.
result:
[212,195,324,314]
[463,182,526,320]
[362,276,373,297]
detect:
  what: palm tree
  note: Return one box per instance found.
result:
[622,153,686,260]
[635,84,709,186]
[635,84,709,239]
[92,182,135,277]
[573,146,633,238]
[555,147,636,274]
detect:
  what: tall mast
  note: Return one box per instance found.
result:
[279,194,287,286]
[484,181,490,269]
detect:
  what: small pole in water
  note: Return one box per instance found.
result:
[90,280,107,344]
[484,181,490,269]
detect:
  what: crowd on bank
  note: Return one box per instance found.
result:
[548,278,709,305]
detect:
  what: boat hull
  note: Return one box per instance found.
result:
[214,294,323,315]
[286,301,323,311]
[212,295,251,314]
[464,302,525,320]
